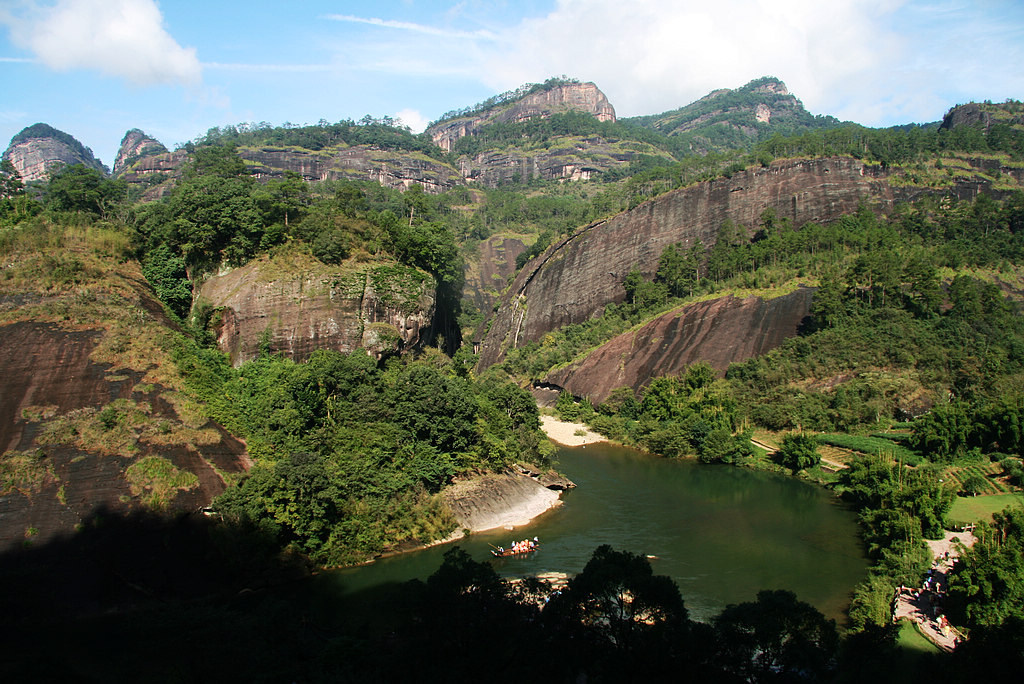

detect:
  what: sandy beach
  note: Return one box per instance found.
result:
[540,415,607,446]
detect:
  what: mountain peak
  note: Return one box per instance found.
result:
[2,123,107,181]
[425,78,616,152]
[113,129,168,177]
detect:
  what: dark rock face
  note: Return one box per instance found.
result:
[941,103,993,131]
[476,157,898,369]
[427,82,616,153]
[545,288,815,403]
[0,322,250,548]
[463,235,527,312]
[2,124,107,182]
[199,252,436,366]
[112,129,168,177]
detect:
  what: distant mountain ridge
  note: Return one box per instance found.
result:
[624,76,843,155]
[3,77,1017,194]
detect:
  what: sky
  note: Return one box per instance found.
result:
[1,0,1023,169]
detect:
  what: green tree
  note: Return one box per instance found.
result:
[776,432,821,473]
[141,243,193,320]
[46,164,126,217]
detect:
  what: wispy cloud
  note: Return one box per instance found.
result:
[204,62,338,73]
[0,0,201,86]
[0,56,33,63]
[324,14,497,41]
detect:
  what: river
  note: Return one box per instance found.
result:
[327,442,868,623]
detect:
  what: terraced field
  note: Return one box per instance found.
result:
[943,462,1010,496]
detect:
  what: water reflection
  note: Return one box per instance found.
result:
[329,443,867,622]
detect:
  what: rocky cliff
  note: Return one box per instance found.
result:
[463,235,528,311]
[544,288,815,403]
[427,81,616,153]
[940,101,1024,132]
[0,248,250,548]
[443,468,569,532]
[199,250,436,366]
[242,145,461,193]
[112,128,168,177]
[2,123,107,182]
[117,143,463,200]
[453,135,674,187]
[476,157,902,369]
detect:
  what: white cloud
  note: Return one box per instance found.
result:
[479,0,909,121]
[204,62,336,74]
[325,14,497,41]
[2,0,201,86]
[394,108,429,134]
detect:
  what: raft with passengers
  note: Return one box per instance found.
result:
[491,537,539,557]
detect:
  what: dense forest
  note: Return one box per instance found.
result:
[2,91,1024,680]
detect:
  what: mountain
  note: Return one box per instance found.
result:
[426,78,616,152]
[198,249,437,366]
[624,76,842,155]
[0,232,250,548]
[2,123,107,182]
[112,128,168,177]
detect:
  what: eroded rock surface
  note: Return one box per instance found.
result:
[2,124,106,182]
[199,251,436,365]
[112,129,168,177]
[0,322,250,548]
[545,288,815,403]
[444,469,565,532]
[476,157,899,369]
[427,82,616,153]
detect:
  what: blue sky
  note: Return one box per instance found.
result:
[1,0,1023,169]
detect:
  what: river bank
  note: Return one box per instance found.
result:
[540,414,608,446]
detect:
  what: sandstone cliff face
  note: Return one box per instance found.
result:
[544,288,815,403]
[463,235,527,312]
[243,146,461,193]
[119,145,462,200]
[454,135,672,187]
[477,157,899,368]
[199,251,436,366]
[2,125,107,182]
[427,82,616,153]
[0,259,251,548]
[112,129,168,177]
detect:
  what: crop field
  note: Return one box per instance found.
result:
[815,434,922,465]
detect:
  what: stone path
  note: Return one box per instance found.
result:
[892,529,977,652]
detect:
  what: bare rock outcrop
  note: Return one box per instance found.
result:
[427,81,616,153]
[444,469,566,532]
[112,129,168,177]
[476,157,899,369]
[199,250,436,366]
[243,145,461,193]
[2,123,106,182]
[545,288,815,403]
[0,276,250,548]
[453,135,671,187]
[463,235,528,311]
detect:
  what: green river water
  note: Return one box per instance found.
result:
[327,443,868,623]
